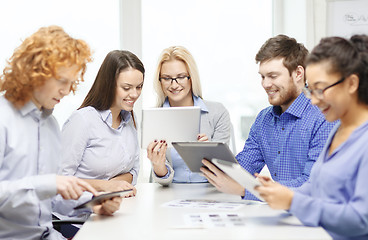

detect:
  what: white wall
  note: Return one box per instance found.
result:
[139,0,273,182]
[273,0,310,48]
[0,0,120,127]
[0,0,328,183]
[272,0,364,51]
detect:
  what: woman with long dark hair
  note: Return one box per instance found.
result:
[59,50,144,192]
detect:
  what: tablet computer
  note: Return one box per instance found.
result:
[74,189,134,209]
[141,106,200,149]
[212,159,264,201]
[171,141,238,172]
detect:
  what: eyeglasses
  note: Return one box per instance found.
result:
[159,76,190,85]
[303,77,345,100]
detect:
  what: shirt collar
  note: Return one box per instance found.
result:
[100,109,113,122]
[99,109,132,127]
[20,101,53,121]
[163,95,208,113]
[271,92,310,118]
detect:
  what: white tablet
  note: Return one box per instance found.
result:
[212,159,264,201]
[141,106,200,149]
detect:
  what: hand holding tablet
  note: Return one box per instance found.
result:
[172,142,238,172]
[211,159,264,201]
[74,189,134,209]
[172,141,264,201]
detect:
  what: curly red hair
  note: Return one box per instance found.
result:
[0,25,92,108]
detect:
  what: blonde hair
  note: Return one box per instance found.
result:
[153,46,202,107]
[0,25,92,108]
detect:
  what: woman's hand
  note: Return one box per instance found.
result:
[197,133,208,142]
[254,173,273,182]
[147,140,168,177]
[255,179,294,210]
[106,180,137,197]
[92,196,122,216]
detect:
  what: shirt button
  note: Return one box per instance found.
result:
[282,127,285,130]
[274,173,277,177]
[278,151,280,154]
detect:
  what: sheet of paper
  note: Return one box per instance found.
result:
[183,212,246,228]
[162,199,246,210]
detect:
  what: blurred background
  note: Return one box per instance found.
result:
[1,0,367,182]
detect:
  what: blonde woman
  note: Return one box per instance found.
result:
[147,46,231,185]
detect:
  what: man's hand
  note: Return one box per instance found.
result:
[200,159,245,196]
[56,175,98,200]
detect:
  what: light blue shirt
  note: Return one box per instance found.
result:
[237,93,335,200]
[154,95,231,184]
[0,96,64,239]
[59,106,140,185]
[290,121,368,240]
[167,97,208,183]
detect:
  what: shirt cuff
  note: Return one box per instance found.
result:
[241,189,246,199]
[289,191,319,227]
[33,174,57,200]
[129,170,138,185]
[154,165,171,179]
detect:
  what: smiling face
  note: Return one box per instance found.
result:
[306,61,351,122]
[258,58,303,112]
[160,59,193,107]
[31,65,79,110]
[110,68,144,113]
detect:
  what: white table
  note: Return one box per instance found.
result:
[74,183,332,240]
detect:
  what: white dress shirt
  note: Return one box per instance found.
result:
[0,96,64,239]
[59,106,140,184]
